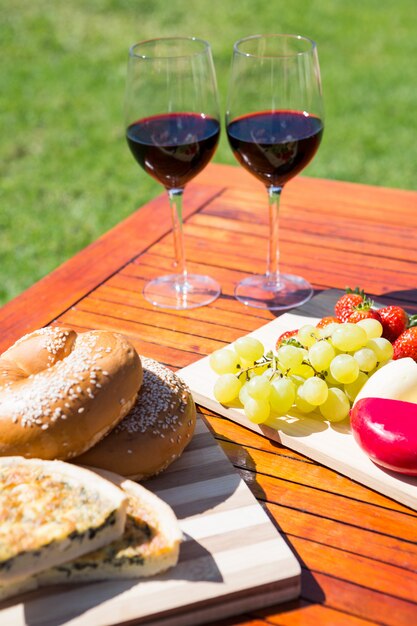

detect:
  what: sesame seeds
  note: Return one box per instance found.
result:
[44,329,72,362]
[114,357,190,438]
[0,328,116,432]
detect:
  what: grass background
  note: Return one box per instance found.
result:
[1,0,416,306]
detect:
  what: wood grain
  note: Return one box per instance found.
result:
[1,163,417,626]
[0,418,300,626]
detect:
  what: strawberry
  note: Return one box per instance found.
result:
[378,305,409,342]
[392,327,417,362]
[275,329,298,349]
[316,316,341,328]
[334,288,367,322]
[347,307,381,324]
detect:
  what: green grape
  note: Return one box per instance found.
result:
[330,354,360,384]
[244,397,270,424]
[319,387,350,422]
[366,338,394,363]
[353,347,378,372]
[331,323,368,352]
[234,336,264,362]
[213,374,242,404]
[297,324,321,348]
[295,386,316,413]
[246,376,272,399]
[356,318,383,339]
[308,340,335,371]
[344,371,368,403]
[325,370,342,386]
[209,349,241,374]
[290,362,315,378]
[277,344,304,370]
[318,322,341,339]
[302,376,329,406]
[239,382,251,405]
[290,374,306,388]
[270,377,296,414]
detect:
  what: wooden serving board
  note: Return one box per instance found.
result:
[0,415,301,626]
[179,290,417,512]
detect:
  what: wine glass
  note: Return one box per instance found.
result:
[226,34,324,310]
[125,37,221,309]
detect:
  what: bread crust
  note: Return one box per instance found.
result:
[75,357,196,479]
[0,327,143,460]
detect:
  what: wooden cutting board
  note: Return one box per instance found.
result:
[0,415,301,626]
[179,290,417,511]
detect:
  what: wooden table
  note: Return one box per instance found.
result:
[1,163,417,625]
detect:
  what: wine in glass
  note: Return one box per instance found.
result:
[125,37,221,309]
[226,34,324,310]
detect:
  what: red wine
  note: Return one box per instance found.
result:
[227,110,323,187]
[126,113,220,189]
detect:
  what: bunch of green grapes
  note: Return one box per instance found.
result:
[209,318,393,425]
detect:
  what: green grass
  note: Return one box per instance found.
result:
[1,0,416,305]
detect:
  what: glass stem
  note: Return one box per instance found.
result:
[267,185,282,284]
[168,188,187,286]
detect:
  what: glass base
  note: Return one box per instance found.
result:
[235,273,313,311]
[143,274,221,310]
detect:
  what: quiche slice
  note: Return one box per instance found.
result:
[0,469,182,601]
[0,457,127,585]
[38,469,182,584]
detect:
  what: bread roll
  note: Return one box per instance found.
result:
[0,327,143,460]
[76,357,196,479]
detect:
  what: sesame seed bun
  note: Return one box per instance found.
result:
[75,357,196,480]
[0,327,143,460]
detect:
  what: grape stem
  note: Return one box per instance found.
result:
[235,353,327,383]
[236,355,273,381]
[302,360,327,379]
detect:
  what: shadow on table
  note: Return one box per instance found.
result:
[216,431,325,616]
[376,288,417,309]
[251,479,325,622]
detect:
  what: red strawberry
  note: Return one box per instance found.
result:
[316,316,341,328]
[378,305,409,342]
[275,329,298,349]
[347,308,381,324]
[334,288,367,322]
[393,327,417,362]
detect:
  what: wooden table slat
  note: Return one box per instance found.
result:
[1,164,417,626]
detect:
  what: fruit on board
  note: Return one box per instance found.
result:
[340,289,381,324]
[275,329,299,348]
[316,316,341,328]
[350,397,417,475]
[347,307,382,324]
[393,327,417,362]
[378,305,409,342]
[353,357,417,405]
[211,318,394,425]
[334,288,367,322]
[210,288,417,426]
